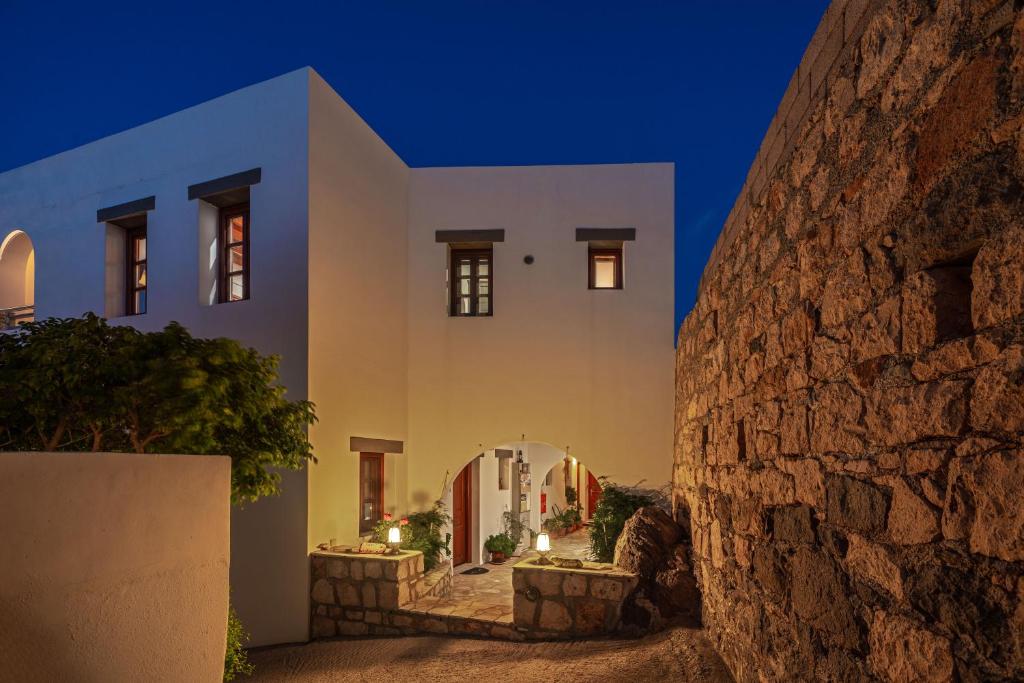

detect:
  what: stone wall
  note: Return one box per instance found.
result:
[674,1,1024,681]
[310,550,427,637]
[512,560,640,638]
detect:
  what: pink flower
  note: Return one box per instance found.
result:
[400,518,409,526]
[383,513,393,522]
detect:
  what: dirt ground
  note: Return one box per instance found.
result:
[247,621,733,682]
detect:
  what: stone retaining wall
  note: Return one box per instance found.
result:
[512,559,640,638]
[674,0,1024,680]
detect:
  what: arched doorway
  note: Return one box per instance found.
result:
[0,230,34,329]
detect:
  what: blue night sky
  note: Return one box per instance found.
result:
[0,1,828,331]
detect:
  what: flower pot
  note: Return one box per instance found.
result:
[489,551,507,564]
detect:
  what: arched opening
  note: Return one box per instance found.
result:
[0,230,35,329]
[537,454,600,558]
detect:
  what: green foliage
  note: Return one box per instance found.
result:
[564,485,578,507]
[588,479,654,562]
[371,500,451,571]
[501,509,529,546]
[224,603,254,682]
[542,504,582,532]
[0,314,316,504]
[484,533,517,556]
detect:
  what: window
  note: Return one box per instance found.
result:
[359,452,384,535]
[125,226,147,315]
[219,204,249,303]
[449,247,492,316]
[589,246,623,289]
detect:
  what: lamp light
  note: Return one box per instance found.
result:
[536,531,552,565]
[387,525,402,554]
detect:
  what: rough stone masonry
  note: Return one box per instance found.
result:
[674,0,1024,681]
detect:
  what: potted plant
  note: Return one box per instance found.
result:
[484,533,517,563]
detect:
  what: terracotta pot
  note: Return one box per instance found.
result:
[490,551,506,563]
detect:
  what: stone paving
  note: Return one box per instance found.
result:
[403,528,593,624]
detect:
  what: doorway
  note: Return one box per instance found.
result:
[587,471,602,520]
[452,464,473,566]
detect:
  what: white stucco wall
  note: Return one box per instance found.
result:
[0,69,312,647]
[405,163,675,515]
[306,70,411,551]
[0,452,230,682]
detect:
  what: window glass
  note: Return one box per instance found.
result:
[588,246,623,290]
[219,205,249,303]
[449,247,493,316]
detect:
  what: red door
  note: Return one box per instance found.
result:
[587,472,601,520]
[452,465,472,565]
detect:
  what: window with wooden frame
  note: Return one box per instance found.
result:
[359,452,384,535]
[449,247,492,316]
[219,204,250,303]
[588,245,623,289]
[125,226,148,315]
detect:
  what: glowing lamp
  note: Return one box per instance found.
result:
[387,525,402,554]
[536,532,552,565]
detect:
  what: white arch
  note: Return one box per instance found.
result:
[0,229,35,326]
[0,229,29,261]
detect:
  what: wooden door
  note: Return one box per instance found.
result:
[452,465,472,565]
[587,471,601,520]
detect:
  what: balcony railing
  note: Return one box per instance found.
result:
[0,305,34,331]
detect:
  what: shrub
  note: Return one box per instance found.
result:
[0,314,316,504]
[371,500,451,571]
[484,533,517,556]
[224,603,254,681]
[588,480,655,562]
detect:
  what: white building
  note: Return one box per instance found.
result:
[0,68,675,646]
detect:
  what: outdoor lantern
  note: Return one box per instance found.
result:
[387,525,402,554]
[536,532,552,565]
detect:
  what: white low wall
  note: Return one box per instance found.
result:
[0,452,231,682]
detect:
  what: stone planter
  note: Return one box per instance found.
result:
[512,558,639,638]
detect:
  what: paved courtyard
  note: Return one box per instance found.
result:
[404,528,593,623]
[248,620,733,682]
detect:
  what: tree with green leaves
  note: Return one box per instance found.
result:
[0,314,316,504]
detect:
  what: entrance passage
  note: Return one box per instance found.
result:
[452,465,472,566]
[587,471,601,520]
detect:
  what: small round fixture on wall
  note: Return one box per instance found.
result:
[523,255,534,264]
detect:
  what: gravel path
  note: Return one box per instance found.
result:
[248,622,733,682]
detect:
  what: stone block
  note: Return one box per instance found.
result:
[886,478,940,545]
[311,579,335,605]
[811,382,865,454]
[826,475,889,534]
[364,560,382,579]
[751,545,787,600]
[845,535,903,599]
[364,610,382,624]
[778,459,825,508]
[361,582,376,609]
[537,600,572,632]
[563,574,587,597]
[337,620,368,637]
[338,584,361,608]
[377,582,398,609]
[973,223,1024,329]
[970,346,1024,433]
[944,449,1024,562]
[513,596,536,627]
[531,569,563,597]
[771,505,816,544]
[349,561,363,581]
[790,547,860,649]
[327,559,349,580]
[311,616,336,639]
[575,598,608,635]
[866,380,969,446]
[867,612,952,682]
[589,577,624,602]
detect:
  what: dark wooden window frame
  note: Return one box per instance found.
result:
[588,245,624,290]
[218,203,250,303]
[125,225,147,315]
[359,452,384,535]
[449,246,493,317]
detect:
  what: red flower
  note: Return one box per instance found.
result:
[383,513,393,521]
[400,518,409,526]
